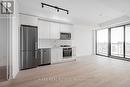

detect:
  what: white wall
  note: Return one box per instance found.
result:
[0,5,17,80]
[72,25,93,57]
[10,0,19,79]
[0,17,8,66]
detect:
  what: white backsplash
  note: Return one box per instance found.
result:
[38,39,72,48]
[55,40,72,46]
[38,39,55,48]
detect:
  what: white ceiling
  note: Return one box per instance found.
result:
[18,0,130,26]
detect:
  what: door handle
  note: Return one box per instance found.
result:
[35,42,38,50]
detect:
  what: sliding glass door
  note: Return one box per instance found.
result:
[111,27,124,57]
[125,25,130,58]
[97,29,108,56]
[96,24,130,60]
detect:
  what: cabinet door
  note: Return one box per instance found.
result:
[51,48,57,63]
[51,48,62,63]
[38,20,50,39]
[72,47,76,57]
[43,49,51,64]
[50,22,60,39]
[58,48,63,59]
[60,23,72,33]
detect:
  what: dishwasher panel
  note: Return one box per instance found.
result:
[37,48,51,65]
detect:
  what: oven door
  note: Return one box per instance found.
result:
[63,48,72,58]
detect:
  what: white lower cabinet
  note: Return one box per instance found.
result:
[51,48,62,64]
[72,47,76,57]
[51,47,76,64]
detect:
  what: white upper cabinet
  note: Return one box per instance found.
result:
[19,14,73,40]
[19,14,38,26]
[38,20,50,39]
[60,23,72,33]
[50,22,60,39]
[37,18,73,40]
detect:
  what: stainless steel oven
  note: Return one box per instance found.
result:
[60,32,71,40]
[63,48,72,58]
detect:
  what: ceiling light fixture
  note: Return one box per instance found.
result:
[41,2,69,14]
[57,8,59,12]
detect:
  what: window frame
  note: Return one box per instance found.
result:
[96,24,130,61]
[96,29,109,57]
[124,25,130,59]
[110,26,125,58]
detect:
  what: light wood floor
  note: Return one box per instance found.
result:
[1,55,130,87]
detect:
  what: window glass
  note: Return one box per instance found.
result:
[111,27,124,57]
[97,29,108,56]
[125,25,130,58]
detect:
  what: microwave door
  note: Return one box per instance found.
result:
[60,33,71,40]
[60,33,66,40]
[63,34,66,40]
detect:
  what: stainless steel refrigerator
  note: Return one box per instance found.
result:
[20,25,38,70]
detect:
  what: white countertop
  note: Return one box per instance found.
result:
[39,46,76,49]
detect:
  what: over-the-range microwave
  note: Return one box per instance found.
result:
[60,32,71,40]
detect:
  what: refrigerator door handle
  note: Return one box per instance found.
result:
[35,51,37,59]
[35,42,38,60]
[35,42,38,50]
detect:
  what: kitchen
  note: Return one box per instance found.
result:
[20,13,76,70]
[0,0,93,84]
[2,0,130,86]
